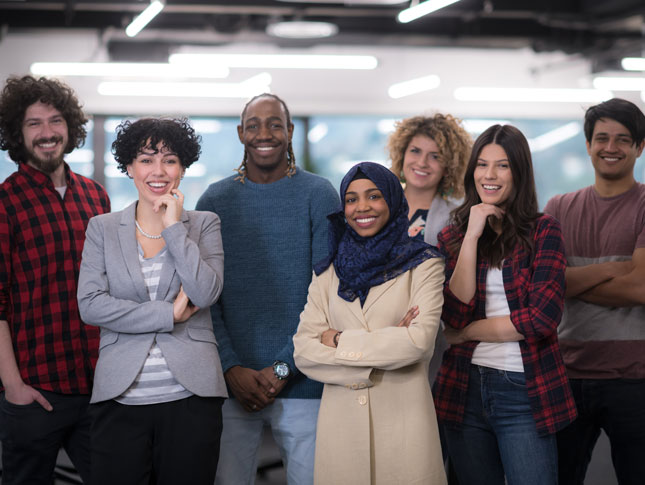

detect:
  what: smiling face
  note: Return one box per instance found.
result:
[237,96,294,182]
[587,117,644,184]
[474,143,514,206]
[402,134,444,194]
[127,141,184,207]
[344,178,390,237]
[21,101,69,174]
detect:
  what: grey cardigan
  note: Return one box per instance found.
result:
[423,196,460,247]
[77,202,228,403]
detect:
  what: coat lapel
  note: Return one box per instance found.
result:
[331,267,369,329]
[362,278,397,314]
[118,202,149,302]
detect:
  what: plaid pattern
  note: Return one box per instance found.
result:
[0,163,110,394]
[433,215,577,436]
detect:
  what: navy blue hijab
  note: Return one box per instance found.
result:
[314,162,442,306]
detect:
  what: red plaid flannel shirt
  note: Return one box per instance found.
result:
[433,215,577,436]
[0,163,110,394]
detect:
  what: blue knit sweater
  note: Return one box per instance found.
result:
[196,168,340,399]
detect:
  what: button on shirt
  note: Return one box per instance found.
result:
[0,163,111,394]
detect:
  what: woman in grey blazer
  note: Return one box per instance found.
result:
[77,118,227,485]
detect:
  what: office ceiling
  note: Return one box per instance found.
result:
[1,1,644,118]
[2,0,644,72]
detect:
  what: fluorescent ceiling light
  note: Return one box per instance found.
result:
[398,0,460,24]
[30,62,228,79]
[528,122,582,153]
[125,0,164,38]
[621,57,645,71]
[454,87,612,103]
[388,74,440,99]
[267,21,338,39]
[98,73,271,98]
[593,76,645,91]
[169,53,378,70]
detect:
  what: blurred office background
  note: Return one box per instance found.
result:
[3,1,645,483]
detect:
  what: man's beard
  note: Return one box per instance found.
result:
[26,136,66,174]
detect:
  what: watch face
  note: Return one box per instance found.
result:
[274,362,289,378]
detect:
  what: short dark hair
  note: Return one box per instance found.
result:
[0,75,88,164]
[235,93,296,182]
[111,118,202,173]
[584,98,645,145]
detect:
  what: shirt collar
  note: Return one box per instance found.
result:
[18,161,75,189]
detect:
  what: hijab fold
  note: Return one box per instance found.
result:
[315,162,442,306]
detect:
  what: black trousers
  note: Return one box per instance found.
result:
[557,378,645,485]
[90,395,224,485]
[0,389,92,484]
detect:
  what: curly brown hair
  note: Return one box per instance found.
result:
[387,114,472,199]
[112,118,202,173]
[0,75,88,164]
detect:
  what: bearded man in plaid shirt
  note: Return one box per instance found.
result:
[0,75,110,484]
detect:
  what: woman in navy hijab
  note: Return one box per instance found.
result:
[294,162,448,484]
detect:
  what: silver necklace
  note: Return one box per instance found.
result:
[135,219,162,239]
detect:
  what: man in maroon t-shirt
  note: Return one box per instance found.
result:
[545,98,645,485]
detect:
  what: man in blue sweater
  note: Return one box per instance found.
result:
[196,93,339,485]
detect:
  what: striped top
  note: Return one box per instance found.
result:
[115,244,192,405]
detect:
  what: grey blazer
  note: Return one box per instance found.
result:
[78,202,228,404]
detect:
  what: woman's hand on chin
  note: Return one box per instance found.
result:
[154,188,184,228]
[465,203,504,239]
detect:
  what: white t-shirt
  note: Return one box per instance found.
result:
[471,266,524,372]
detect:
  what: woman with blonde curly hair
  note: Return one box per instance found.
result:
[388,114,472,245]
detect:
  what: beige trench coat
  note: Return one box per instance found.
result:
[293,258,448,485]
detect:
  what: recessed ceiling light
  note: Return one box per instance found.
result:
[125,0,164,37]
[388,74,440,98]
[266,21,339,39]
[169,53,378,70]
[621,57,645,71]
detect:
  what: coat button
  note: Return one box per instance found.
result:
[357,352,363,358]
[351,383,358,389]
[358,395,367,405]
[349,352,355,358]
[358,383,366,389]
[340,351,347,357]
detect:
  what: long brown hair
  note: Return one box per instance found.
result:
[451,124,540,267]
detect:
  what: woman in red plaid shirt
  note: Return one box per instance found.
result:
[433,124,577,485]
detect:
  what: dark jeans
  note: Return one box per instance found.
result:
[444,365,557,485]
[90,395,224,485]
[557,378,645,485]
[0,389,92,484]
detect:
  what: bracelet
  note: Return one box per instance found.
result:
[333,331,342,348]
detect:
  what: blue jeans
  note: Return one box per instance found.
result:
[557,378,645,485]
[444,365,557,485]
[215,398,319,485]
